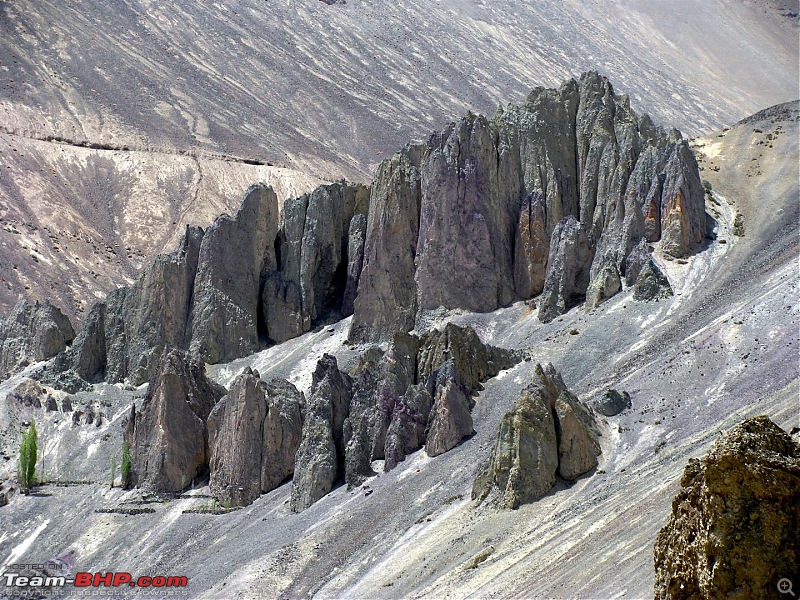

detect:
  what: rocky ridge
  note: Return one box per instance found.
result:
[4,73,703,391]
[351,72,705,341]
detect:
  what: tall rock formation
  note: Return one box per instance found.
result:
[123,348,226,493]
[0,299,74,380]
[264,181,369,342]
[189,184,279,364]
[654,416,800,600]
[351,72,706,341]
[290,354,352,512]
[349,146,424,343]
[207,369,303,507]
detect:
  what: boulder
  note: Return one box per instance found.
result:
[124,348,226,492]
[417,322,519,393]
[633,258,673,301]
[654,416,800,599]
[591,389,632,417]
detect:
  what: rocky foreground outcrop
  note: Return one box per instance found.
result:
[208,368,304,507]
[290,324,522,511]
[653,416,800,600]
[351,71,706,341]
[0,299,74,380]
[472,363,601,509]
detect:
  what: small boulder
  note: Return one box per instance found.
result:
[633,259,673,301]
[591,389,632,417]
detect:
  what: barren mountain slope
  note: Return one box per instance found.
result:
[0,139,322,323]
[0,0,796,319]
[0,104,796,599]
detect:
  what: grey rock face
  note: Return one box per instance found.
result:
[473,363,601,508]
[124,348,226,493]
[537,217,593,323]
[424,377,474,457]
[261,271,304,344]
[350,72,705,341]
[415,114,517,313]
[633,258,673,301]
[190,184,279,364]
[341,214,367,317]
[591,389,632,417]
[555,390,602,480]
[384,384,433,470]
[290,354,352,512]
[267,182,369,341]
[513,191,550,298]
[0,299,74,380]
[123,226,203,384]
[349,146,425,343]
[472,372,559,509]
[35,226,204,388]
[208,369,303,507]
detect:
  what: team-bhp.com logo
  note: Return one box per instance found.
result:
[4,570,188,589]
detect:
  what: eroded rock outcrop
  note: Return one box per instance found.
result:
[208,368,303,507]
[35,225,203,387]
[265,182,369,343]
[349,146,424,343]
[0,300,74,380]
[290,354,352,512]
[473,363,601,508]
[124,348,226,492]
[633,258,673,301]
[654,416,800,600]
[189,184,279,364]
[351,72,705,341]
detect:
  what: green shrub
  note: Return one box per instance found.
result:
[18,420,38,493]
[121,442,132,489]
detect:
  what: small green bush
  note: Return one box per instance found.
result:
[18,420,38,493]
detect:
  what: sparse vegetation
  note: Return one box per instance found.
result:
[733,213,745,237]
[18,420,38,494]
[121,441,132,489]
